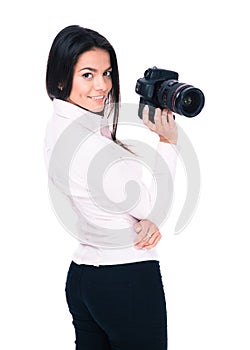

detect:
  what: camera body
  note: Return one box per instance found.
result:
[135,66,205,122]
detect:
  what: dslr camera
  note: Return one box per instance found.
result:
[135,66,205,122]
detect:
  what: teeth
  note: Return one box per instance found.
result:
[92,96,104,100]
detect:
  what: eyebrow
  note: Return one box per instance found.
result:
[79,66,112,72]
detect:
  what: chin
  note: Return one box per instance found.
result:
[90,105,105,114]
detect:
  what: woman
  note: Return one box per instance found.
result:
[44,25,178,350]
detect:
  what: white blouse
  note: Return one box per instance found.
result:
[44,99,178,266]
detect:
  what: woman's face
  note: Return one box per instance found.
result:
[68,48,112,112]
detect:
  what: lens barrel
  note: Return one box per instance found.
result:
[158,80,205,117]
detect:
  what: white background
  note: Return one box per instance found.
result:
[1,0,249,349]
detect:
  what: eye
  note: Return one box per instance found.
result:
[82,72,93,79]
[104,70,112,78]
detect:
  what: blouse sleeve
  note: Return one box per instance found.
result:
[69,131,179,227]
[69,131,178,225]
[101,140,178,224]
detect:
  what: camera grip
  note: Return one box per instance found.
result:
[138,99,175,124]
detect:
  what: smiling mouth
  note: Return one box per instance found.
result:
[90,95,105,101]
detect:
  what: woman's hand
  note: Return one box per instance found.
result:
[134,219,162,250]
[142,106,178,144]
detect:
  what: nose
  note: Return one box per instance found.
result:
[94,75,107,91]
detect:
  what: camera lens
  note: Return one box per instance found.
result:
[177,86,205,117]
[158,81,205,117]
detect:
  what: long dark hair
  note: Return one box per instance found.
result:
[46,25,121,142]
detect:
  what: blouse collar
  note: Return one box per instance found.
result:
[53,98,111,137]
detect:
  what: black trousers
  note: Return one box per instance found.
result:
[65,260,168,350]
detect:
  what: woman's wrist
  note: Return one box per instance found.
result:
[159,136,177,145]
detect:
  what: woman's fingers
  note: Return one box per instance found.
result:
[134,226,154,245]
[153,108,162,126]
[135,232,162,249]
[142,105,177,144]
[143,233,162,249]
[134,226,162,249]
[167,110,176,127]
[142,106,156,131]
